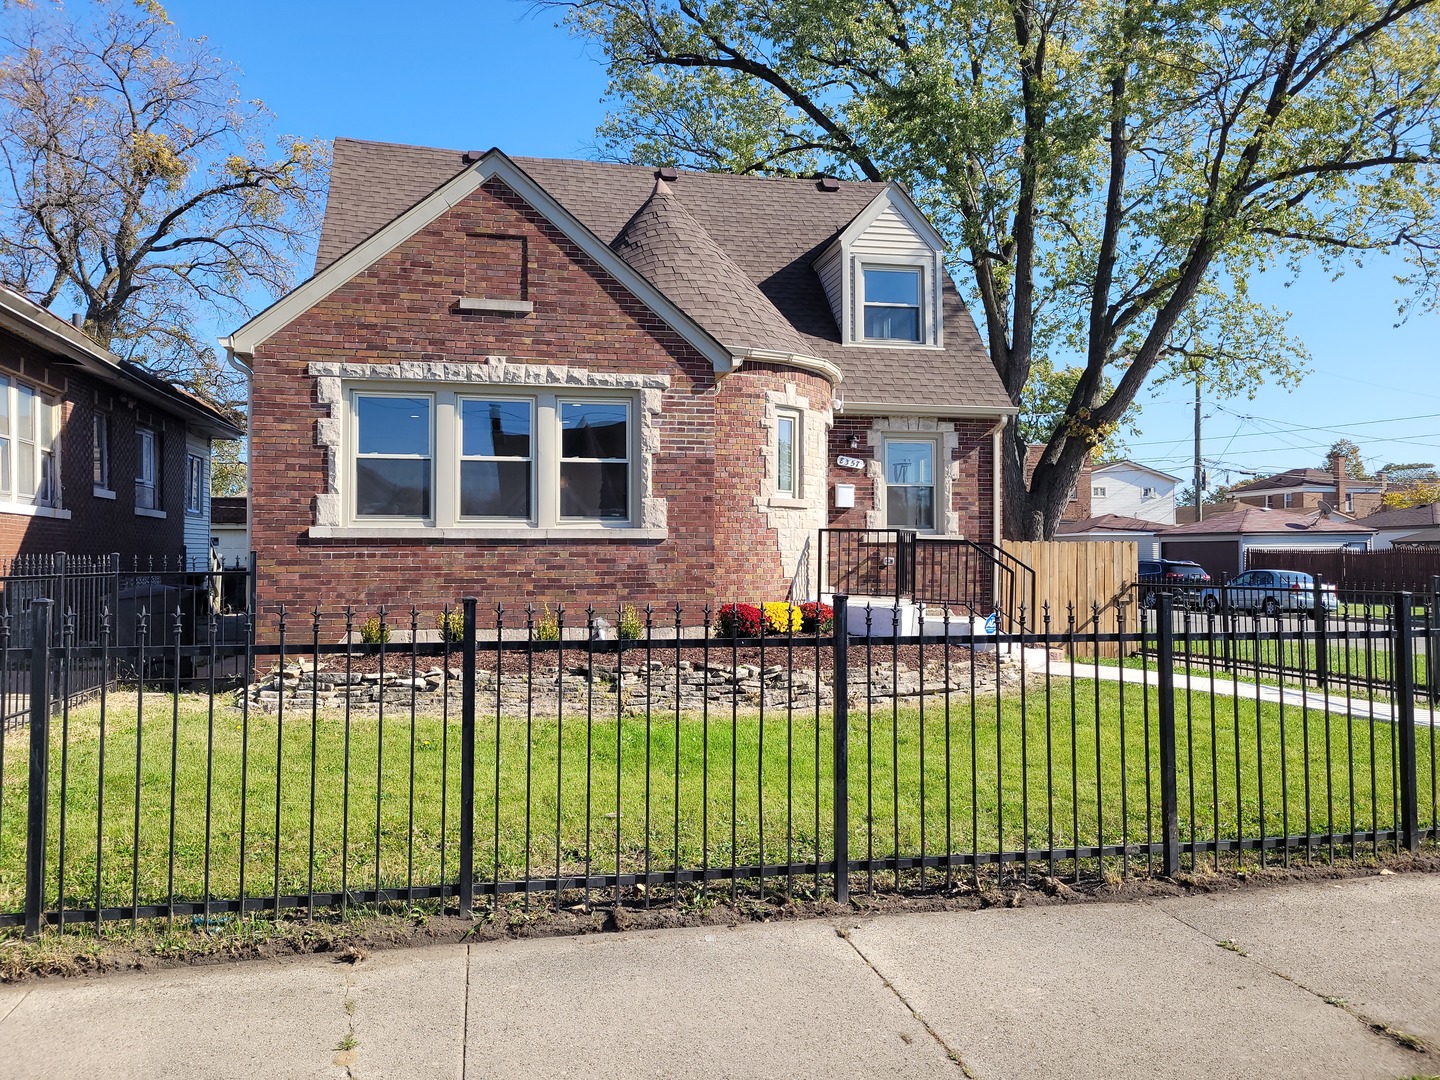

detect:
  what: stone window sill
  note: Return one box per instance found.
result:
[0,502,72,520]
[308,525,668,542]
[135,507,167,520]
[766,496,809,509]
[93,487,116,501]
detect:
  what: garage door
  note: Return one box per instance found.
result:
[1160,540,1240,580]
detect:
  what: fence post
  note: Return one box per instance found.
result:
[1312,575,1328,688]
[1430,576,1440,705]
[1394,591,1420,853]
[831,595,850,904]
[1155,593,1181,876]
[458,596,478,917]
[53,552,66,645]
[24,599,54,936]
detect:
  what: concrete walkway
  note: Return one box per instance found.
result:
[3,874,1437,1079]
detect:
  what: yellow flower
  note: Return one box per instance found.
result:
[762,602,803,634]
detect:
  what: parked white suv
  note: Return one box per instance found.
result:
[1200,570,1338,617]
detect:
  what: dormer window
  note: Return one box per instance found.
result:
[862,267,923,342]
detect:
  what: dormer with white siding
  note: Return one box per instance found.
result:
[813,184,947,349]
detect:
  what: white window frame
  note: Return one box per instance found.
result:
[135,427,161,515]
[1345,493,1355,513]
[1092,485,1107,498]
[1283,492,1294,508]
[343,384,639,531]
[350,391,436,523]
[185,452,206,516]
[1141,486,1157,500]
[881,435,940,533]
[775,407,802,499]
[93,411,113,497]
[0,375,65,517]
[858,262,926,344]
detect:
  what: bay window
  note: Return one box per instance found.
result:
[347,386,635,528]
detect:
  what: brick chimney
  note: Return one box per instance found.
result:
[1330,449,1347,511]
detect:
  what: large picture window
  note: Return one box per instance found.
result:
[346,386,636,529]
[884,439,936,531]
[0,376,61,510]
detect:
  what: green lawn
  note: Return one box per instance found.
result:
[0,679,1433,919]
[1160,634,1431,689]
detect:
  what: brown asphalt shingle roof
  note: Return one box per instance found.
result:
[1357,503,1440,529]
[1165,507,1375,535]
[1056,514,1168,534]
[315,138,1011,412]
[1230,468,1382,493]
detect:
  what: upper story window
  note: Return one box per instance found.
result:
[1142,486,1157,499]
[1283,492,1294,508]
[1345,493,1355,513]
[1092,485,1107,498]
[861,267,923,342]
[775,409,801,498]
[349,387,636,528]
[135,428,160,510]
[0,376,61,510]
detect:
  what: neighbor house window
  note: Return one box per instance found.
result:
[862,267,922,342]
[1283,492,1294,508]
[884,439,936,531]
[459,397,532,519]
[1092,485,1107,498]
[1142,486,1157,499]
[1265,495,1274,508]
[560,400,630,520]
[1345,493,1355,513]
[775,409,801,498]
[135,428,159,510]
[185,453,205,515]
[345,387,637,529]
[0,377,61,510]
[93,413,110,491]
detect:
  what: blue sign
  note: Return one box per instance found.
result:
[984,613,998,635]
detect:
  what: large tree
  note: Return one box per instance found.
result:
[0,0,328,409]
[543,0,1440,537]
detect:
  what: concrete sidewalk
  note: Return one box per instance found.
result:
[3,875,1437,1079]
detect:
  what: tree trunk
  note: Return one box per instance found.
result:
[1002,424,1088,540]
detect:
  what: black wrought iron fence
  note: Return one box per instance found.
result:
[1,592,1434,935]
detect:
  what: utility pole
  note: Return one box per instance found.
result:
[1194,377,1203,523]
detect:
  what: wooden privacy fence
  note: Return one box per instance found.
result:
[1003,540,1139,656]
[1245,546,1440,592]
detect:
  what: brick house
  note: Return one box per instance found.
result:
[1228,451,1389,517]
[223,140,1015,611]
[0,286,243,566]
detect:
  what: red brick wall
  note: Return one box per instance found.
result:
[250,177,830,614]
[0,329,187,565]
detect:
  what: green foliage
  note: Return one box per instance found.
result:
[210,438,247,498]
[1322,440,1368,479]
[533,605,560,642]
[618,603,644,641]
[359,617,389,646]
[551,0,1440,537]
[436,609,465,645]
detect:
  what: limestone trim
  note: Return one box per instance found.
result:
[308,358,669,534]
[865,416,962,535]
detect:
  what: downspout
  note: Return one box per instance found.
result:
[990,416,1005,547]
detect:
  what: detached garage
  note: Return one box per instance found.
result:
[1159,507,1373,581]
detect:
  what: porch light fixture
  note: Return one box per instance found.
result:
[849,434,860,450]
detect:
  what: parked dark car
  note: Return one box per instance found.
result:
[1138,559,1211,608]
[1198,570,1338,617]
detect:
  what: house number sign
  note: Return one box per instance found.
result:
[835,455,866,470]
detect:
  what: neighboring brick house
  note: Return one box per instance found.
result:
[1228,452,1388,517]
[222,141,1015,611]
[0,287,243,566]
[1023,444,1093,522]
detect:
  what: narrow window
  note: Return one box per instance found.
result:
[1265,495,1274,508]
[884,439,935,531]
[862,267,922,342]
[354,394,432,518]
[776,409,800,498]
[37,395,57,507]
[94,413,110,490]
[560,400,630,520]
[0,376,12,495]
[1345,493,1354,513]
[1283,492,1293,508]
[185,453,205,515]
[15,384,36,500]
[135,428,159,509]
[459,398,532,519]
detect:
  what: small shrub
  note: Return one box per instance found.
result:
[715,603,764,637]
[437,609,465,644]
[762,601,803,634]
[618,603,644,641]
[533,604,560,642]
[359,616,389,645]
[799,601,834,634]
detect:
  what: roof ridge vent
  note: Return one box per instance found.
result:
[817,176,841,192]
[656,166,679,182]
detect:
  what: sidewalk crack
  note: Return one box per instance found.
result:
[1156,905,1437,1064]
[0,989,30,1027]
[461,944,473,1080]
[836,925,976,1077]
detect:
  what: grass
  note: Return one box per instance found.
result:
[0,677,1434,920]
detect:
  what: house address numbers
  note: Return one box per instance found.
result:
[835,455,867,470]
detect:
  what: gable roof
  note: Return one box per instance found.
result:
[1358,503,1440,530]
[1092,459,1183,483]
[278,137,1012,414]
[1056,514,1168,534]
[0,286,243,440]
[1165,507,1376,536]
[1230,467,1383,494]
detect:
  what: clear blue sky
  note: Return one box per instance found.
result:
[165,0,1440,486]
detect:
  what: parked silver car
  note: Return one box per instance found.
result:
[1199,570,1338,617]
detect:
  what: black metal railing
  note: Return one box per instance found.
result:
[1,591,1434,934]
